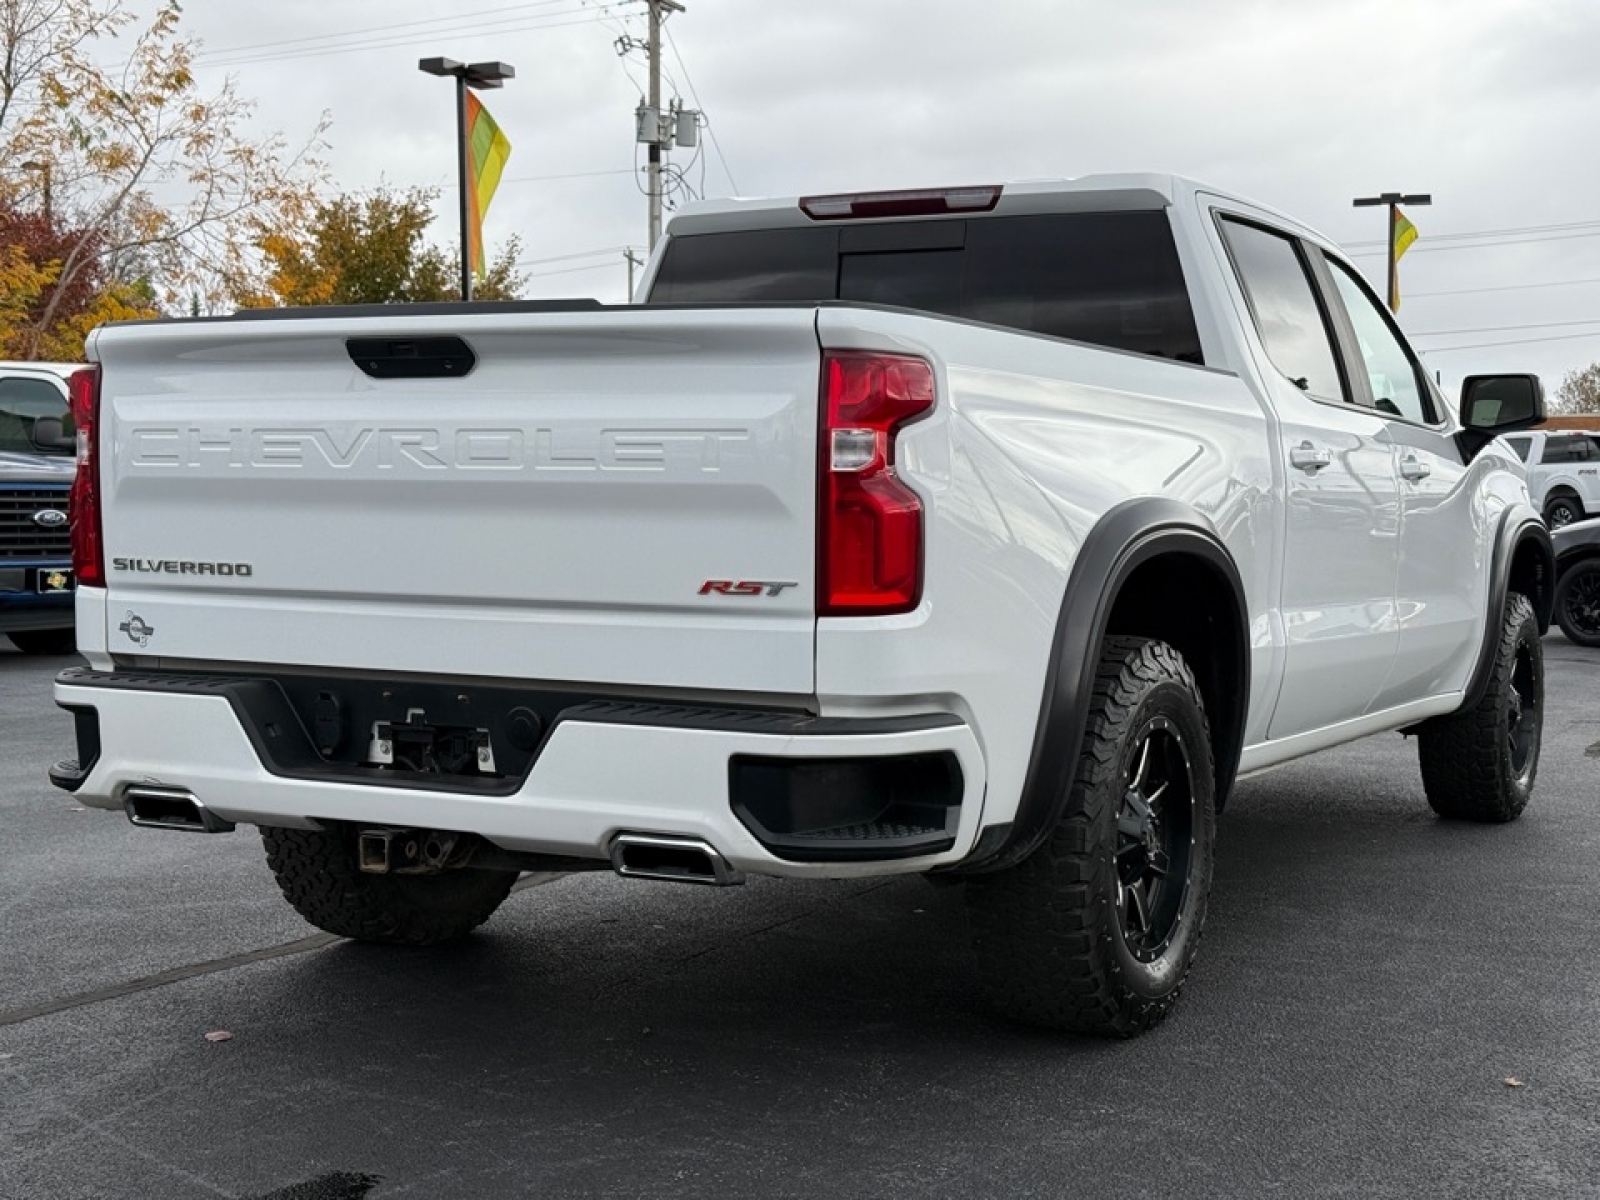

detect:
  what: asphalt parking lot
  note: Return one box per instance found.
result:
[2,639,1598,1200]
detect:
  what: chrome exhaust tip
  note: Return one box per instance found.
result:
[122,785,235,833]
[609,833,744,887]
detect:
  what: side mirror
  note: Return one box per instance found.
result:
[30,415,74,452]
[1461,374,1546,432]
[1458,374,1546,462]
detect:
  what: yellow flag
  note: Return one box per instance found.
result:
[1393,207,1419,260]
[1390,207,1419,310]
[465,92,513,281]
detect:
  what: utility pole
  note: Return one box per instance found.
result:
[645,1,683,253]
[1352,191,1431,312]
[625,248,644,301]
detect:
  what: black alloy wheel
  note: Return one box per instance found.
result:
[1505,634,1539,785]
[1555,561,1600,647]
[966,636,1216,1036]
[1545,495,1582,529]
[1417,592,1541,823]
[1115,716,1196,963]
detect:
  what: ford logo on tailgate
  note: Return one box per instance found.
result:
[32,509,68,528]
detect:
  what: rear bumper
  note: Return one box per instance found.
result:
[0,561,74,633]
[52,669,988,879]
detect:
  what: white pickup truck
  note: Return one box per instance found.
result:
[51,175,1554,1036]
[1500,429,1600,527]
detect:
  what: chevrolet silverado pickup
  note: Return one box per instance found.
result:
[50,176,1554,1036]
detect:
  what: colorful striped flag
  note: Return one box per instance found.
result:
[465,92,512,280]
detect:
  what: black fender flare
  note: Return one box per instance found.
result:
[1458,507,1553,712]
[955,497,1249,875]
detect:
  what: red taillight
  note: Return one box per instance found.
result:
[67,365,103,587]
[818,352,935,616]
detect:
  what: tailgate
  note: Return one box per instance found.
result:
[91,308,822,695]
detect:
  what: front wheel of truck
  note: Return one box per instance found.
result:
[1416,592,1541,823]
[966,636,1216,1037]
[262,826,519,945]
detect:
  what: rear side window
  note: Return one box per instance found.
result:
[1503,436,1532,462]
[1541,435,1595,464]
[1218,218,1345,404]
[649,212,1205,364]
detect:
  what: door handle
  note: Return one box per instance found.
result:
[1289,442,1333,472]
[1399,455,1431,481]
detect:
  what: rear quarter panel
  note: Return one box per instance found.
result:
[813,307,1276,831]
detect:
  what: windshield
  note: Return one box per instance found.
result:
[0,375,73,456]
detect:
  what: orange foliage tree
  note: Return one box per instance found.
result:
[0,0,325,357]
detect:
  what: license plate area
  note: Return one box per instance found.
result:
[368,708,498,777]
[35,567,74,595]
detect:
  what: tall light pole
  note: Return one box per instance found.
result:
[419,57,515,302]
[1353,191,1431,313]
[21,160,51,229]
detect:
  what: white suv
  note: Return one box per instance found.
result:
[1502,430,1600,527]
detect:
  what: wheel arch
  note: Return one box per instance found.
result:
[1543,484,1582,509]
[954,497,1249,875]
[1459,509,1553,711]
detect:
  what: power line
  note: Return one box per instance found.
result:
[664,25,738,194]
[193,0,583,62]
[1344,216,1600,250]
[438,167,635,189]
[1409,317,1600,338]
[513,244,631,267]
[1346,228,1600,258]
[1420,329,1600,353]
[1406,275,1600,300]
[522,260,629,279]
[198,10,624,69]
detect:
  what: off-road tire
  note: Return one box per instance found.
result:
[966,636,1216,1037]
[1544,492,1583,529]
[1417,592,1541,822]
[7,628,75,655]
[262,825,519,944]
[1554,560,1600,648]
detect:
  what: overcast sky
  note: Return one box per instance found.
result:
[159,0,1600,396]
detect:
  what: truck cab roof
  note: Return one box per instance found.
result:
[663,174,1336,252]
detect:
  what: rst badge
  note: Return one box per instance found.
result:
[699,580,798,597]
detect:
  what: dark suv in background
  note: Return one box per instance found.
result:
[0,362,78,655]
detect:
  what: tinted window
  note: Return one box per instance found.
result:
[1503,436,1532,462]
[1219,219,1345,403]
[0,375,72,456]
[649,227,839,303]
[1541,435,1592,464]
[650,212,1205,364]
[1326,259,1433,424]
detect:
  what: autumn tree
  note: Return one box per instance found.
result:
[237,186,526,308]
[1555,363,1600,415]
[0,0,324,356]
[0,195,158,357]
